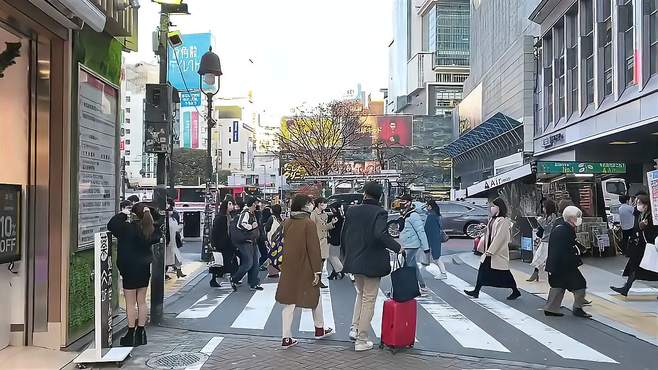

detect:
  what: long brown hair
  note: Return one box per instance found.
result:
[132,203,155,240]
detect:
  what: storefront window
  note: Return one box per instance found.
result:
[567,7,579,117]
[544,34,554,127]
[555,24,566,120]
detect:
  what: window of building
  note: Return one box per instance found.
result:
[567,6,579,116]
[582,0,595,105]
[125,161,130,166]
[125,150,131,156]
[434,2,470,67]
[126,129,131,134]
[536,47,544,134]
[620,0,635,87]
[555,23,566,120]
[228,126,231,132]
[599,0,613,97]
[228,138,232,144]
[544,34,554,127]
[126,107,131,114]
[240,152,245,170]
[648,0,658,76]
[228,150,231,157]
[125,139,131,145]
[126,96,131,102]
[125,118,131,124]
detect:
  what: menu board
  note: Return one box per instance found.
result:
[0,184,21,264]
[78,67,118,250]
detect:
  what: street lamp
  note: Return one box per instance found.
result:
[197,46,222,262]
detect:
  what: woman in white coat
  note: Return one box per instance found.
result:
[527,198,557,282]
[166,213,184,279]
[465,198,521,300]
[309,197,336,289]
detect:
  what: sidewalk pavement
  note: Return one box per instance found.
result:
[61,325,573,370]
[453,252,658,346]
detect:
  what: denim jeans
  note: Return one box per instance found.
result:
[403,248,426,288]
[231,242,261,287]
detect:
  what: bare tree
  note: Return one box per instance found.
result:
[278,100,370,176]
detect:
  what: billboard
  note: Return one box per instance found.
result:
[167,33,212,97]
[182,111,191,148]
[376,115,412,146]
[191,111,199,148]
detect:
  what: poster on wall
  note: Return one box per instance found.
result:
[77,66,118,250]
[0,184,21,264]
[648,170,658,222]
[376,115,412,147]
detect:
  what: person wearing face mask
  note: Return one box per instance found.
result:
[527,198,558,282]
[465,198,521,300]
[398,194,431,296]
[544,206,591,318]
[310,197,337,288]
[209,199,237,287]
[611,194,658,297]
[275,194,334,349]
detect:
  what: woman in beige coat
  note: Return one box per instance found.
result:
[275,194,334,349]
[465,198,521,300]
[309,197,336,288]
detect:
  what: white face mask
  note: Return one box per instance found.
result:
[490,206,499,217]
[575,217,583,227]
[305,203,314,212]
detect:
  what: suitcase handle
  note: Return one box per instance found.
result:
[393,252,406,270]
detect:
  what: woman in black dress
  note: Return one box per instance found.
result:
[611,194,658,297]
[465,198,521,300]
[108,202,160,346]
[210,199,238,287]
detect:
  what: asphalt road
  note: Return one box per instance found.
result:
[167,238,655,370]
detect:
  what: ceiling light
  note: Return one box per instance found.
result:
[609,141,638,145]
[573,174,594,178]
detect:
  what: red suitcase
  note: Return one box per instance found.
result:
[380,298,416,350]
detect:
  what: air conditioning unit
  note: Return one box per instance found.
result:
[40,0,107,32]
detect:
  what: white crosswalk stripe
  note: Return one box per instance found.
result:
[416,295,509,352]
[176,287,233,319]
[443,272,617,363]
[231,283,278,329]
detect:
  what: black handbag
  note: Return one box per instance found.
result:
[390,254,420,302]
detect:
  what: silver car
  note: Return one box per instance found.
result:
[387,201,489,238]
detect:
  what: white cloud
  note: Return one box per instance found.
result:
[125,0,392,120]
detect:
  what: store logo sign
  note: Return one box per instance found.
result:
[542,132,565,148]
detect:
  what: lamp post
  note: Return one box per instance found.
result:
[198,47,222,262]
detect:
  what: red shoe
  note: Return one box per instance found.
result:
[281,338,298,349]
[314,327,334,339]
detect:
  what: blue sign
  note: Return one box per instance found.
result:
[168,33,212,98]
[181,92,201,107]
[521,237,533,251]
[232,121,239,142]
[182,111,191,148]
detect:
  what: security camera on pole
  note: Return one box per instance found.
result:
[197,47,222,263]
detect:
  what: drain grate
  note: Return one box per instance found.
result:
[146,352,208,369]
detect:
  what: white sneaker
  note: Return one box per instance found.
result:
[435,273,447,280]
[348,328,357,341]
[355,340,374,352]
[420,287,430,296]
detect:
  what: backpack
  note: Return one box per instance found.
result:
[229,214,255,246]
[267,223,285,268]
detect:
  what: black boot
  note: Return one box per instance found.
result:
[464,289,479,298]
[507,288,521,300]
[610,285,629,296]
[134,326,147,346]
[177,268,187,278]
[119,327,135,347]
[210,274,221,288]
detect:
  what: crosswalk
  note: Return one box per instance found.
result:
[171,270,619,365]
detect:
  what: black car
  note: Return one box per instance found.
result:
[327,193,364,208]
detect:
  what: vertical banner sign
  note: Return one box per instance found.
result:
[648,170,658,222]
[232,121,239,142]
[94,232,113,358]
[78,66,118,250]
[182,111,191,148]
[191,111,199,149]
[0,184,21,264]
[167,33,212,92]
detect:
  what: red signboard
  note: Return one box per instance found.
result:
[376,115,412,147]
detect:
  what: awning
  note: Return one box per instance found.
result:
[435,113,523,159]
[467,164,534,197]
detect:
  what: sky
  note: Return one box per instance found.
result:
[125,0,393,121]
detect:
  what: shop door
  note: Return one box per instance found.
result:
[0,24,29,350]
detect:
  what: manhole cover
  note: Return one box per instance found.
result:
[146,352,208,369]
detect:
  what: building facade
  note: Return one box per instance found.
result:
[121,62,159,184]
[387,0,470,116]
[446,0,541,192]
[0,0,138,357]
[530,0,658,192]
